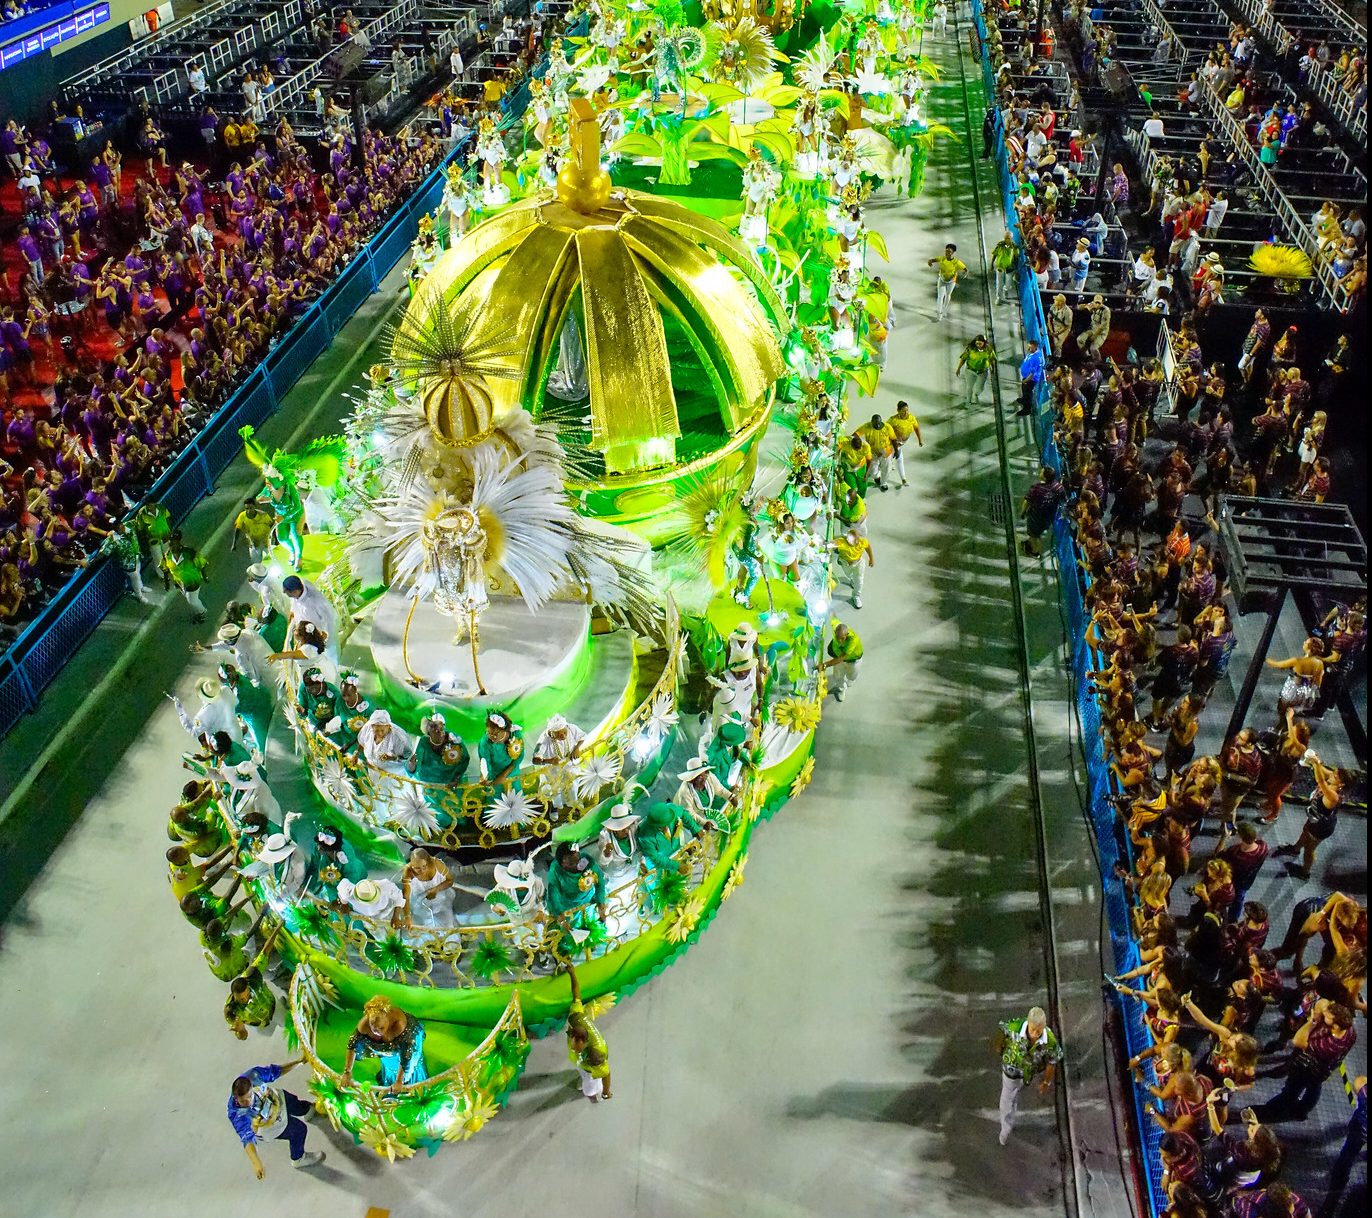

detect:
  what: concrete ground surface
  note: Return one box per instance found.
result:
[0,19,1142,1218]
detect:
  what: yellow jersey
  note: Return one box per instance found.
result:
[856,421,896,456]
[832,535,870,565]
[887,412,918,442]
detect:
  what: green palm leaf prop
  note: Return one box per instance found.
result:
[470,934,516,979]
[364,933,420,977]
[285,901,340,948]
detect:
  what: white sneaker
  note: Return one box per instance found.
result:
[293,1151,325,1169]
[853,595,863,608]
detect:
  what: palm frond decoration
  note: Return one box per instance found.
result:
[662,472,750,585]
[794,25,838,91]
[645,868,689,913]
[585,992,618,1021]
[387,286,524,448]
[705,16,783,93]
[526,400,599,483]
[565,518,664,638]
[364,933,421,977]
[484,788,540,829]
[469,447,578,613]
[470,934,517,979]
[488,1028,527,1073]
[390,786,441,837]
[1249,244,1313,278]
[293,960,341,1021]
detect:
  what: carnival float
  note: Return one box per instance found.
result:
[165,0,945,1159]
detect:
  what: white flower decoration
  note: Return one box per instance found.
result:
[318,754,357,808]
[484,789,539,829]
[390,786,440,837]
[573,752,622,800]
[646,693,679,738]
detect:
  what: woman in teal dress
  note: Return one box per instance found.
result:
[341,996,428,1091]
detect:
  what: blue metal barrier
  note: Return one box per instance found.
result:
[971,1,1165,1212]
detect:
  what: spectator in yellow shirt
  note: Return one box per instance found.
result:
[885,400,923,486]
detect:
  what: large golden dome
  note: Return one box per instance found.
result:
[401,105,787,480]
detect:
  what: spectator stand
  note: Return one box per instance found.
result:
[980,2,1367,1214]
[60,0,306,116]
[0,6,589,742]
[1228,0,1368,147]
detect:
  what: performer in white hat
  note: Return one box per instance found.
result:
[532,713,588,809]
[197,617,273,688]
[337,876,405,924]
[359,709,415,774]
[171,676,245,747]
[673,756,730,823]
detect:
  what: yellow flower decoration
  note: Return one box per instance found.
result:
[721,855,747,901]
[666,895,706,943]
[816,668,829,701]
[464,1093,501,1135]
[790,755,816,798]
[361,1123,416,1162]
[774,697,821,734]
[745,778,772,823]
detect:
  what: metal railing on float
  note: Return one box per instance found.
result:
[0,11,592,745]
[292,608,686,852]
[249,767,753,992]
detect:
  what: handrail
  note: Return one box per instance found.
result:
[261,769,752,988]
[291,615,686,850]
[1196,81,1350,310]
[1140,0,1196,66]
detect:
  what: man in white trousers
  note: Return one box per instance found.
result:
[994,1005,1063,1145]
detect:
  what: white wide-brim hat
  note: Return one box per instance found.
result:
[257,832,296,863]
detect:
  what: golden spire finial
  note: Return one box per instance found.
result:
[555,97,612,213]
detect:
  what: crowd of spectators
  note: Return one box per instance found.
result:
[0,96,443,643]
[983,2,1367,1215]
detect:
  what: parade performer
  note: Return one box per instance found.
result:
[342,996,428,1091]
[478,711,525,786]
[545,841,607,944]
[408,708,470,789]
[637,797,704,873]
[476,115,510,206]
[359,709,414,775]
[831,526,875,608]
[131,499,172,577]
[995,1006,1063,1145]
[163,530,209,622]
[401,848,455,929]
[441,162,476,244]
[823,620,864,701]
[409,216,442,288]
[564,962,612,1102]
[532,714,588,810]
[739,147,780,247]
[672,755,731,823]
[100,520,149,602]
[238,426,345,570]
[301,824,366,905]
